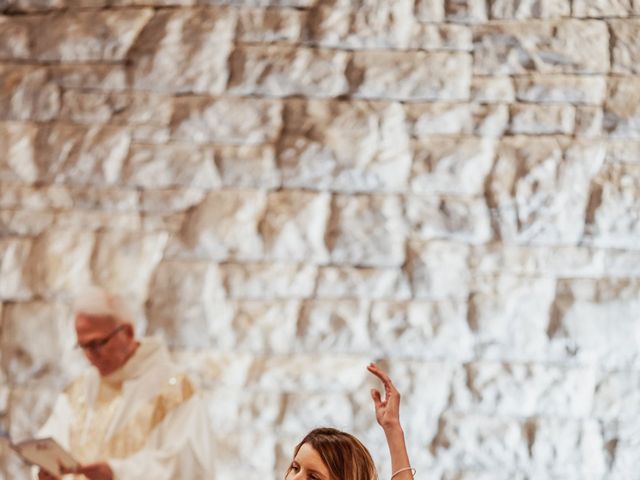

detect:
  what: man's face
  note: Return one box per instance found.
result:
[75,313,134,376]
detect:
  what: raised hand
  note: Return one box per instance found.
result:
[367,362,402,431]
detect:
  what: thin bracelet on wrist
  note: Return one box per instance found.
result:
[391,466,416,479]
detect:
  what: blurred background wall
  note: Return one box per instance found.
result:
[1,0,640,478]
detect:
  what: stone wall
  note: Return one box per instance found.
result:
[1,0,640,478]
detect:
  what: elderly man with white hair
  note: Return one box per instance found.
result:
[35,288,215,480]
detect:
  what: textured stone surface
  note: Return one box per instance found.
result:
[408,240,471,299]
[0,10,152,61]
[469,275,556,360]
[228,45,349,98]
[489,137,605,244]
[124,144,220,189]
[128,8,235,94]
[411,137,496,195]
[551,279,640,369]
[2,3,640,479]
[328,194,406,267]
[604,77,640,138]
[473,20,609,74]
[610,19,640,74]
[573,0,635,17]
[490,0,570,18]
[351,51,472,101]
[0,67,60,122]
[280,100,411,192]
[171,190,266,260]
[406,195,493,244]
[587,164,640,249]
[171,97,282,145]
[514,75,607,105]
[261,190,331,263]
[309,0,414,49]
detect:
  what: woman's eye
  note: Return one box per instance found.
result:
[290,463,300,472]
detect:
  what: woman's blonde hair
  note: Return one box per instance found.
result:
[287,427,378,480]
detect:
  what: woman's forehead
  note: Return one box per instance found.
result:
[295,443,330,475]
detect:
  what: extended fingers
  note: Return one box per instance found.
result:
[368,363,397,392]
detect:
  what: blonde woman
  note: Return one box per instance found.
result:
[285,363,415,480]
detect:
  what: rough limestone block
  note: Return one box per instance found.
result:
[490,0,570,18]
[236,7,305,43]
[48,65,127,91]
[260,191,331,263]
[489,137,605,245]
[409,23,472,51]
[508,104,576,135]
[473,20,609,74]
[0,184,73,210]
[215,145,280,189]
[0,209,55,236]
[316,266,411,300]
[573,0,635,17]
[587,164,640,249]
[451,363,595,416]
[369,300,473,360]
[407,240,470,299]
[33,124,131,186]
[204,389,283,434]
[551,278,640,369]
[280,393,354,433]
[0,66,60,122]
[405,103,473,136]
[610,19,640,74]
[309,0,414,49]
[128,8,236,94]
[432,412,531,471]
[470,76,515,103]
[211,430,277,480]
[411,137,496,195]
[0,122,38,183]
[0,9,152,61]
[530,418,606,478]
[296,300,371,353]
[471,244,640,277]
[415,0,445,22]
[124,144,221,189]
[328,194,406,267]
[574,106,603,138]
[91,231,167,305]
[406,195,493,244]
[54,211,140,232]
[28,229,95,299]
[147,260,226,347]
[171,190,266,261]
[604,77,640,138]
[593,371,640,420]
[605,139,640,164]
[468,275,555,361]
[226,300,301,354]
[222,263,316,299]
[514,75,607,105]
[171,97,282,145]
[228,45,349,98]
[249,353,371,393]
[280,100,412,193]
[0,238,33,300]
[60,91,173,126]
[446,0,488,22]
[203,0,314,6]
[351,51,472,101]
[140,189,206,214]
[471,104,509,137]
[1,302,76,385]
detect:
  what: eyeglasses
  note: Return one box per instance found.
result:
[76,325,126,351]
